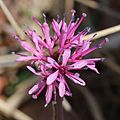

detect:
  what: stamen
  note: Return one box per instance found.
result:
[71,9,76,16]
[81,27,91,36]
[82,13,87,17]
[101,58,105,61]
[43,13,47,22]
[14,35,21,42]
[32,16,42,28]
[63,12,67,21]
[44,103,48,107]
[76,18,79,23]
[57,14,60,23]
[11,52,15,55]
[83,67,88,70]
[98,38,109,48]
[15,53,27,56]
[86,27,91,33]
[76,13,87,27]
[71,9,76,21]
[35,84,46,97]
[32,94,38,99]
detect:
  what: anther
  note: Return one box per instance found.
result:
[82,13,87,17]
[57,15,60,23]
[32,94,38,99]
[43,13,47,22]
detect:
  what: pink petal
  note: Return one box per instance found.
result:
[15,35,38,55]
[43,22,51,46]
[37,35,48,48]
[62,20,67,32]
[32,31,43,54]
[62,49,71,66]
[67,22,75,37]
[82,41,91,51]
[45,63,53,68]
[40,65,47,75]
[86,58,104,62]
[66,72,86,86]
[87,64,100,74]
[59,20,67,47]
[50,41,55,48]
[47,57,59,68]
[46,70,59,85]
[65,91,72,96]
[81,47,98,57]
[32,83,46,99]
[68,60,87,70]
[44,85,53,107]
[82,38,109,57]
[27,66,42,76]
[59,81,65,97]
[32,16,42,28]
[52,19,60,36]
[28,28,48,48]
[58,20,62,30]
[21,41,38,55]
[31,82,46,99]
[68,27,90,46]
[32,16,51,46]
[67,13,87,39]
[59,30,67,48]
[28,84,39,95]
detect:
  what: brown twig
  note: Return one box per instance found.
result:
[0,76,37,120]
[0,53,19,67]
[84,24,120,40]
[0,0,25,39]
[53,95,64,120]
[0,52,28,68]
[7,76,37,108]
[0,99,33,120]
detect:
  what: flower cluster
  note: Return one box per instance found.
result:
[15,10,108,107]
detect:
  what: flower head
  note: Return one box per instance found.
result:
[15,10,108,107]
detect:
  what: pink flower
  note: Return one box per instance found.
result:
[15,10,108,107]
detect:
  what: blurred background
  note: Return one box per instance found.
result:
[0,0,120,120]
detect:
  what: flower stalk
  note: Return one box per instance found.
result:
[52,95,64,120]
